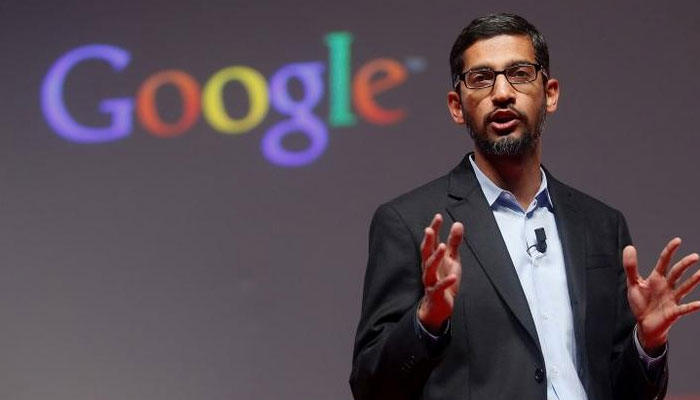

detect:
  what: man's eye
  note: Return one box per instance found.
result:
[470,72,491,82]
[509,67,533,79]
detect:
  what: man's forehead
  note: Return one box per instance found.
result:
[462,34,535,70]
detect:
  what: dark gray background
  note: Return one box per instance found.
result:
[0,1,698,399]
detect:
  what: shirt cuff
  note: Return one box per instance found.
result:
[633,325,667,374]
[415,315,451,342]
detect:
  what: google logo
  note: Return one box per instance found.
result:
[41,32,420,167]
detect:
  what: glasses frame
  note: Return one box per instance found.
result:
[454,63,547,90]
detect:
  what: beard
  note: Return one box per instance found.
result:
[465,102,546,157]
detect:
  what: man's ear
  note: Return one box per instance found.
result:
[447,90,465,124]
[545,78,560,113]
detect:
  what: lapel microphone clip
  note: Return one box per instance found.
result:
[534,227,547,253]
[527,227,548,256]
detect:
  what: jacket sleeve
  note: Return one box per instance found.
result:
[349,204,450,400]
[610,211,669,400]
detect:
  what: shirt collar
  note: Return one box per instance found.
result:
[468,155,553,211]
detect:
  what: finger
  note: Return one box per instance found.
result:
[447,222,464,258]
[623,245,640,286]
[673,300,700,319]
[430,274,458,293]
[423,244,446,287]
[421,214,443,261]
[421,227,436,262]
[675,266,700,301]
[668,252,700,287]
[654,237,682,277]
[430,213,443,246]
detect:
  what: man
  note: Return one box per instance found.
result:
[350,13,700,400]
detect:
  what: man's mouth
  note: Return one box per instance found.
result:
[488,110,520,133]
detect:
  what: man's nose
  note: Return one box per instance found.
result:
[490,74,516,105]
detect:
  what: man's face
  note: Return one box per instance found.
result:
[449,34,559,157]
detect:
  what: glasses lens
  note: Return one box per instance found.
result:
[466,70,495,88]
[506,65,537,83]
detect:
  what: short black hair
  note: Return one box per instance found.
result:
[449,13,550,86]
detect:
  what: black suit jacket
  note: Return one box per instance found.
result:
[350,156,667,400]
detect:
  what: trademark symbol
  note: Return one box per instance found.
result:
[404,57,427,73]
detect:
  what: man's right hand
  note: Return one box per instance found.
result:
[417,213,464,334]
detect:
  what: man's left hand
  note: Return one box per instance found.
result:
[623,238,700,354]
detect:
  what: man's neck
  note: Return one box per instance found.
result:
[473,148,542,210]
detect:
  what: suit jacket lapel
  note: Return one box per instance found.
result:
[546,172,588,370]
[445,157,541,351]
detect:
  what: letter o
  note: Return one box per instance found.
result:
[136,69,201,138]
[202,66,269,134]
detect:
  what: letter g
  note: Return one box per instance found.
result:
[41,44,133,143]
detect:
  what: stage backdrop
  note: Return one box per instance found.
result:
[1,1,699,399]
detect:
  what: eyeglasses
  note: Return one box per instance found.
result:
[454,63,546,89]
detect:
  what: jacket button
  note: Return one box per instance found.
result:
[534,368,545,383]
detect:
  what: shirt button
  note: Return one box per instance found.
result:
[534,367,545,383]
[542,313,549,320]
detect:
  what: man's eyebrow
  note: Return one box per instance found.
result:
[464,64,492,72]
[464,60,536,72]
